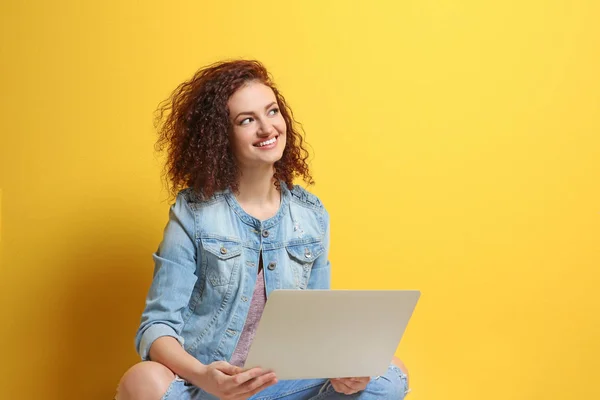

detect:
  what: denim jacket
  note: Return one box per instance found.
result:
[135,183,331,365]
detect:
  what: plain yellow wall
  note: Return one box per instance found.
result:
[1,1,599,399]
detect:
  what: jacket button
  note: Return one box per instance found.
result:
[262,230,270,238]
[267,261,277,270]
[220,247,227,255]
[304,248,312,258]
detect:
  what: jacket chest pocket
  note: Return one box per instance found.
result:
[285,241,324,289]
[200,237,242,287]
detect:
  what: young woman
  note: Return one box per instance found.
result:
[116,60,410,400]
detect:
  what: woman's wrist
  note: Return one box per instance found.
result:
[188,362,209,388]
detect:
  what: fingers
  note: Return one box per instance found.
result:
[331,377,370,394]
[231,367,273,386]
[348,377,369,385]
[331,378,359,394]
[213,361,243,376]
[331,379,358,395]
[240,372,278,396]
[205,361,277,400]
[223,366,275,398]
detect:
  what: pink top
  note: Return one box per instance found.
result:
[229,268,267,367]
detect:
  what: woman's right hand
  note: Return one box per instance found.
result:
[194,360,278,400]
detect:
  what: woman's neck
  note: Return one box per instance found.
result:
[235,165,280,208]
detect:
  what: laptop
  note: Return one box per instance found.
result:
[243,289,420,380]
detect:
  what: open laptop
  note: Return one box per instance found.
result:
[243,289,420,380]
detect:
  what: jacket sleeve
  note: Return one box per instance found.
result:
[134,192,198,360]
[307,207,331,289]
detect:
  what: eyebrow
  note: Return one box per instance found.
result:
[234,101,278,120]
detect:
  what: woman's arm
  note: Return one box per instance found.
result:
[135,191,199,361]
[149,336,207,379]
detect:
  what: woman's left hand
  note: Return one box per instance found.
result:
[330,377,370,395]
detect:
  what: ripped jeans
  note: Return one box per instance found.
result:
[162,364,409,400]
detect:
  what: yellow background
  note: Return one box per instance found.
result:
[1,1,599,399]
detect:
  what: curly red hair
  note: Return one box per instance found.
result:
[155,59,313,199]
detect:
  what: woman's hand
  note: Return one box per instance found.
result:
[330,357,409,395]
[330,377,370,395]
[194,360,277,400]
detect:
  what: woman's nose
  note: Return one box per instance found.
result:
[257,121,274,136]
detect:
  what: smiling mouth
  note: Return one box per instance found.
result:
[254,135,279,147]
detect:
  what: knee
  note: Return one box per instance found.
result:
[393,357,410,389]
[371,364,410,399]
[392,356,409,378]
[116,361,175,400]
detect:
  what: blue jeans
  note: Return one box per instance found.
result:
[162,364,409,400]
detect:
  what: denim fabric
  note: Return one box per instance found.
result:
[135,183,331,366]
[161,364,409,400]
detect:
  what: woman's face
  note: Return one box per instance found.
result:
[228,81,287,170]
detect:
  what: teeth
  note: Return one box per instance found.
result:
[257,137,276,147]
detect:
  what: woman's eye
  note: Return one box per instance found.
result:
[240,117,253,125]
[268,108,279,116]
